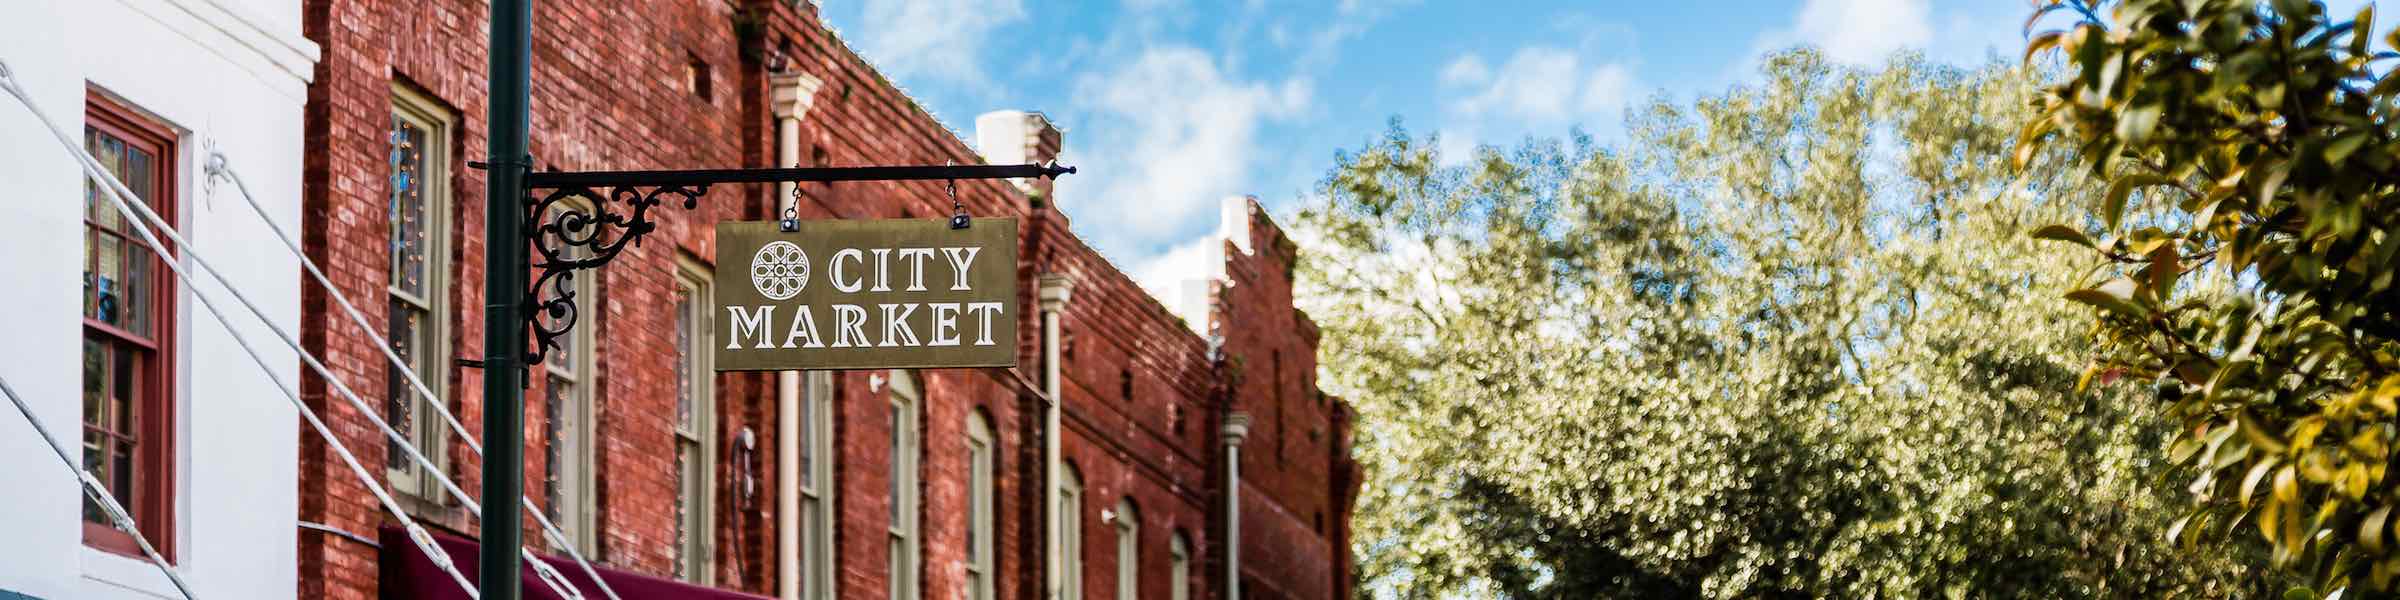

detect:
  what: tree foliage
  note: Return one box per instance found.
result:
[1301,50,2280,598]
[2021,0,2400,594]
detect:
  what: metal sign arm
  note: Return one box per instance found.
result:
[509,162,1072,366]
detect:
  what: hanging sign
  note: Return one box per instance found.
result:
[713,218,1019,371]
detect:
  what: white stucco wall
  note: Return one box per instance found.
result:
[0,0,317,598]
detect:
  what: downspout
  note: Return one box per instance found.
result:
[770,71,822,600]
[1221,412,1250,600]
[1038,274,1073,598]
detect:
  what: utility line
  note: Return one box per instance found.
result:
[0,374,198,600]
[0,60,483,599]
[23,75,591,600]
[210,152,621,600]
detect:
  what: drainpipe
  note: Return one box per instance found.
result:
[770,70,822,600]
[1037,274,1073,598]
[1221,412,1250,600]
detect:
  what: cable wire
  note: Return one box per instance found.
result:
[0,374,198,600]
[18,73,598,600]
[0,60,484,599]
[209,153,620,600]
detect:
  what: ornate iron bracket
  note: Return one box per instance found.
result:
[514,162,1074,365]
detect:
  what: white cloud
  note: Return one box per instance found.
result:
[1763,0,1934,64]
[853,0,1027,92]
[1579,63,1633,115]
[1131,232,1230,333]
[1441,47,1636,122]
[1439,55,1489,88]
[1432,46,1637,161]
[1057,47,1312,254]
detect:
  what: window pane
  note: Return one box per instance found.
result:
[388,116,429,296]
[81,339,141,525]
[544,374,568,524]
[81,127,160,337]
[86,134,121,231]
[386,298,422,473]
[124,245,151,336]
[676,438,701,580]
[82,338,105,427]
[888,403,901,525]
[79,337,109,524]
[674,288,692,430]
[798,498,815,594]
[94,235,124,327]
[966,440,980,560]
[799,382,814,490]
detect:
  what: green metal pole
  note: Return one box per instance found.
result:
[481,0,530,598]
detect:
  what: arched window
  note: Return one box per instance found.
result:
[1113,499,1139,600]
[1060,465,1084,600]
[1169,531,1190,600]
[886,370,921,599]
[965,411,996,600]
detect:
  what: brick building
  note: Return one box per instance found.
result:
[291,1,1357,599]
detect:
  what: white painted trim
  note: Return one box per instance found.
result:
[113,0,320,99]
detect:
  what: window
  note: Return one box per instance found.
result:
[1113,499,1139,600]
[674,264,716,582]
[542,198,598,555]
[386,87,452,500]
[887,370,921,599]
[1169,532,1190,600]
[797,371,834,598]
[1272,350,1285,462]
[81,95,178,560]
[965,412,996,600]
[1119,369,1133,403]
[685,54,713,101]
[1059,466,1083,600]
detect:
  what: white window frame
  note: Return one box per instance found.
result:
[1170,532,1190,600]
[386,85,451,501]
[674,260,717,583]
[799,370,835,598]
[966,412,996,600]
[1113,499,1139,600]
[542,196,599,555]
[1060,465,1084,600]
[887,370,921,600]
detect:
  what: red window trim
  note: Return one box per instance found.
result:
[82,91,179,563]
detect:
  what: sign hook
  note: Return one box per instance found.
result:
[781,164,803,232]
[946,160,969,230]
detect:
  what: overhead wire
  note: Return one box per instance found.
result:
[0,59,487,599]
[209,152,621,600]
[0,373,198,600]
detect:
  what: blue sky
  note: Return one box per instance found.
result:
[814,0,2376,313]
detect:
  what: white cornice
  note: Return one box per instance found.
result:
[119,0,322,99]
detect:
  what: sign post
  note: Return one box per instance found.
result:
[480,0,531,598]
[713,218,1020,371]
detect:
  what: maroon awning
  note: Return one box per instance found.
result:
[377,525,769,600]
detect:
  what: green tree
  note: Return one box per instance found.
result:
[1303,50,2277,598]
[2020,0,2400,594]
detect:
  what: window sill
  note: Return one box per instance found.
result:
[79,545,182,599]
[393,490,474,536]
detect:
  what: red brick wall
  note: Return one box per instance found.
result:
[1212,200,1360,600]
[296,1,1355,599]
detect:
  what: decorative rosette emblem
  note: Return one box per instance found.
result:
[751,241,809,300]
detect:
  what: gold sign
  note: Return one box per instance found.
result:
[713,218,1019,371]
